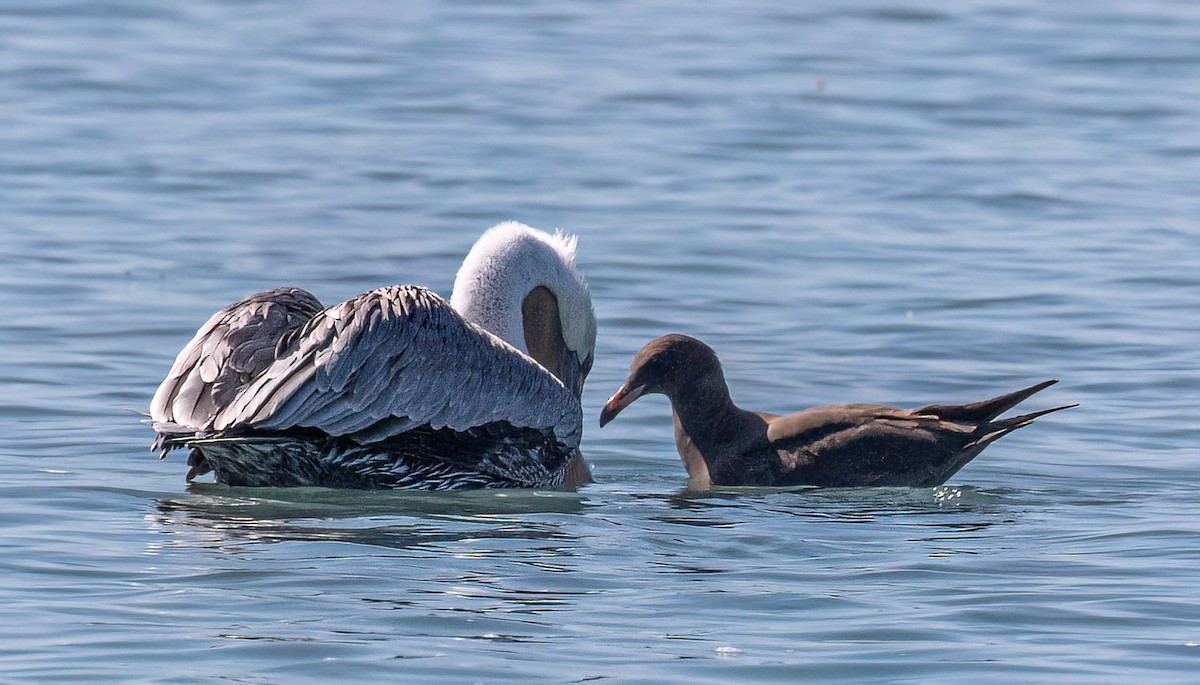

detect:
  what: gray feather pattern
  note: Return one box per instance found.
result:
[152,283,585,491]
[150,287,324,431]
[209,285,581,449]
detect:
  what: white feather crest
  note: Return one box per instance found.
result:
[450,222,595,359]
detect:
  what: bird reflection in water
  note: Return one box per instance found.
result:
[149,483,588,553]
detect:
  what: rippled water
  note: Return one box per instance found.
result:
[3,0,1199,681]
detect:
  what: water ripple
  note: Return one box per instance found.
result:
[2,0,1200,681]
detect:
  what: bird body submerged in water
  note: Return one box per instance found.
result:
[151,222,596,490]
[600,334,1074,488]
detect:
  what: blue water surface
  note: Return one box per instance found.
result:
[1,0,1198,682]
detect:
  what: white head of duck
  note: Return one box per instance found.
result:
[452,221,596,396]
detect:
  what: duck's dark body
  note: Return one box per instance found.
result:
[171,422,573,490]
[602,335,1074,488]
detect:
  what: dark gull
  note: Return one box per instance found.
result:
[599,334,1074,488]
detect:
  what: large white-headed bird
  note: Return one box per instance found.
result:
[151,222,596,490]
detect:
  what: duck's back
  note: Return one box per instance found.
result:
[155,285,582,489]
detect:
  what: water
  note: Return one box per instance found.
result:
[2,0,1198,681]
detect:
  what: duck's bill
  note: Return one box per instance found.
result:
[599,383,647,427]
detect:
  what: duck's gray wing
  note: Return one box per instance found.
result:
[212,285,582,450]
[150,287,324,433]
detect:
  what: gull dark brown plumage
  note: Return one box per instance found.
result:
[599,334,1075,488]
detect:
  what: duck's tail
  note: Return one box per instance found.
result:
[916,379,1061,425]
[966,402,1078,451]
[922,385,1075,486]
[150,421,199,459]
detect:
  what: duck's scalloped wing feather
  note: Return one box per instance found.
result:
[150,287,324,431]
[211,285,582,450]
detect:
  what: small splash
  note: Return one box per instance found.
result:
[934,486,964,504]
[715,646,743,659]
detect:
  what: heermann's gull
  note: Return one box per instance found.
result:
[151,222,596,490]
[599,334,1074,488]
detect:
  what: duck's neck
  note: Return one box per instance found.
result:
[456,279,584,398]
[521,286,564,374]
[453,274,532,354]
[667,369,769,486]
[667,370,749,448]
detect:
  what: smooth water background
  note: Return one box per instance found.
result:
[2,0,1198,682]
